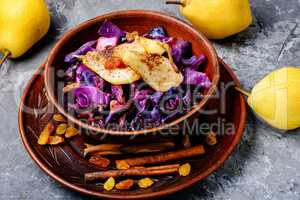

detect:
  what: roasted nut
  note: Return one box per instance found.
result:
[48,136,64,145]
[138,178,154,189]
[89,155,110,168]
[116,160,130,170]
[115,179,134,190]
[205,131,217,146]
[65,127,79,138]
[56,123,67,135]
[104,177,115,191]
[38,123,55,145]
[179,163,191,176]
[53,114,67,122]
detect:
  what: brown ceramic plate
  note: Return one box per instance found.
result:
[45,10,220,136]
[18,58,246,199]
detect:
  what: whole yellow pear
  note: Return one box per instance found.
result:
[248,67,300,130]
[167,0,252,39]
[0,0,50,58]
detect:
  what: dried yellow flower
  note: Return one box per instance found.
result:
[205,131,217,146]
[179,163,191,177]
[56,124,67,135]
[138,178,154,189]
[65,127,79,138]
[104,177,115,191]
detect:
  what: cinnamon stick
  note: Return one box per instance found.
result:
[120,142,175,154]
[84,142,175,157]
[116,145,205,167]
[144,164,180,171]
[92,151,122,156]
[130,164,180,171]
[85,164,179,181]
[84,144,123,157]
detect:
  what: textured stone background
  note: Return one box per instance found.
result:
[0,0,300,199]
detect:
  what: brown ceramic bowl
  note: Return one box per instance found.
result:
[45,10,219,136]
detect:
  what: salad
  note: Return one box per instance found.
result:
[63,20,211,131]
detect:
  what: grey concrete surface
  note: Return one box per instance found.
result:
[0,0,300,199]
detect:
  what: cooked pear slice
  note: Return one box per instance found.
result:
[123,51,183,92]
[80,37,171,85]
[135,37,166,55]
[81,47,142,85]
[114,42,146,57]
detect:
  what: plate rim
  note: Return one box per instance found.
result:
[18,58,246,199]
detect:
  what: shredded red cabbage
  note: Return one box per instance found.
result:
[111,85,125,104]
[105,100,131,124]
[132,90,152,114]
[98,20,125,39]
[64,40,97,63]
[150,106,162,122]
[182,54,206,70]
[150,92,163,104]
[184,68,212,88]
[96,37,118,51]
[144,26,167,39]
[75,64,105,89]
[63,22,212,130]
[169,39,192,66]
[72,86,111,110]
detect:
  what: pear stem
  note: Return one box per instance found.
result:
[0,50,11,68]
[235,86,250,97]
[166,1,185,6]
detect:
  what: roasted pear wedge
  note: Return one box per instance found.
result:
[81,36,182,89]
[81,43,143,85]
[123,50,183,92]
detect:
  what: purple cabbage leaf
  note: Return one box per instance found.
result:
[64,40,97,63]
[98,20,125,39]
